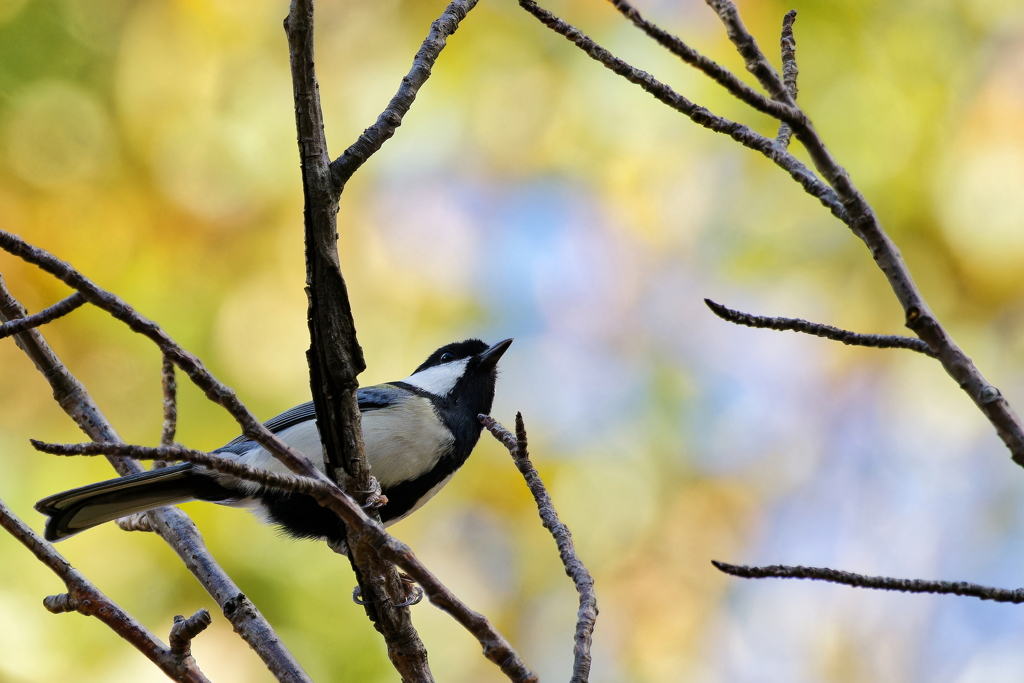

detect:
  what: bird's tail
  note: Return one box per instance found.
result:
[34,464,235,542]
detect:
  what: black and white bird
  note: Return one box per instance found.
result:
[36,338,512,545]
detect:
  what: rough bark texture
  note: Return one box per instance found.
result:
[0,498,212,683]
[482,414,598,683]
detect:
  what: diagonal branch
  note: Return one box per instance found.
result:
[775,10,798,149]
[330,0,480,188]
[0,273,314,683]
[517,0,847,222]
[712,561,1024,604]
[0,497,212,683]
[697,0,1024,466]
[607,0,798,123]
[704,298,936,357]
[481,414,597,683]
[32,441,338,500]
[0,291,85,339]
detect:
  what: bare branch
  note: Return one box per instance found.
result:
[0,271,314,683]
[0,291,85,339]
[284,0,434,676]
[704,298,936,357]
[31,441,337,500]
[775,10,798,149]
[330,0,481,188]
[696,0,1024,466]
[607,0,797,123]
[170,609,214,659]
[0,497,212,683]
[481,414,597,683]
[712,561,1024,604]
[116,512,155,533]
[517,0,847,222]
[162,354,178,447]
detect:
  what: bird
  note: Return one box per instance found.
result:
[35,338,513,545]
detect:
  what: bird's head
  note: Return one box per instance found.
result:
[402,338,512,414]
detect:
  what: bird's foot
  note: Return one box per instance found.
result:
[358,476,388,509]
[350,573,423,608]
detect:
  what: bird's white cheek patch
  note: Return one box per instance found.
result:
[402,358,469,396]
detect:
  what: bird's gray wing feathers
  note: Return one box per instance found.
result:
[219,385,408,451]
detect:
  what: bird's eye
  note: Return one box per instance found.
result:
[440,353,454,363]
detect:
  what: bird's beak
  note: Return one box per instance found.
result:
[478,338,513,371]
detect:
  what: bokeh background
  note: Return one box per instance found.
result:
[2,0,1024,681]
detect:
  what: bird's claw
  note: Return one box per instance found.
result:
[350,573,423,608]
[358,477,388,509]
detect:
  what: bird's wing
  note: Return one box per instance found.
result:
[217,385,409,452]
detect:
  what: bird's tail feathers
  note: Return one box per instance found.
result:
[35,463,235,542]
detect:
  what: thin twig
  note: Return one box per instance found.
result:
[330,0,480,188]
[698,0,1024,466]
[704,298,936,357]
[161,354,178,447]
[0,291,85,339]
[518,0,846,222]
[712,561,1024,604]
[607,0,798,123]
[775,10,798,149]
[0,230,536,683]
[31,441,338,500]
[170,609,214,658]
[481,414,597,683]
[0,273,313,683]
[0,497,212,683]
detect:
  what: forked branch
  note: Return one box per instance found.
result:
[0,498,212,683]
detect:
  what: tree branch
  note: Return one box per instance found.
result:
[32,441,338,500]
[775,10,798,149]
[607,0,797,123]
[169,609,214,659]
[712,561,1024,604]
[704,298,936,357]
[285,0,435,676]
[695,0,1024,466]
[518,0,847,223]
[0,291,85,339]
[481,414,597,683]
[0,497,212,683]
[162,354,178,447]
[330,0,480,188]
[0,272,314,683]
